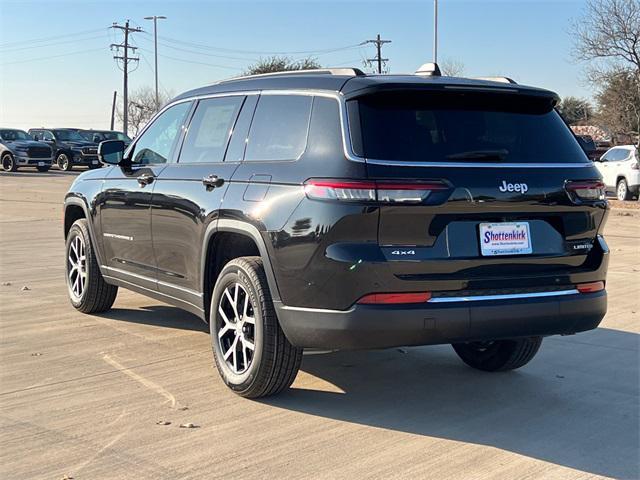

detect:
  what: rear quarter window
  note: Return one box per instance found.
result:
[244,95,312,162]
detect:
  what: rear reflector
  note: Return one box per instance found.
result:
[576,281,605,293]
[357,292,432,304]
[304,179,448,203]
[565,180,605,201]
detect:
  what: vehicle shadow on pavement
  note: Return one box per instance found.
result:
[266,327,639,479]
[95,306,208,332]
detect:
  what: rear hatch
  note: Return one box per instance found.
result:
[346,87,608,292]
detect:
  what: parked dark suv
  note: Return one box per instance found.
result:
[0,128,53,172]
[63,67,609,398]
[28,128,100,171]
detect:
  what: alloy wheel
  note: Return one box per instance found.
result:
[617,181,627,201]
[216,282,256,374]
[67,235,86,300]
[59,154,69,170]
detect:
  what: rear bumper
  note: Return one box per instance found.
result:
[275,290,607,350]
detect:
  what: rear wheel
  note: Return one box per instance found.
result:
[210,257,302,398]
[617,178,631,201]
[57,153,72,171]
[66,219,118,313]
[452,337,542,372]
[2,153,17,172]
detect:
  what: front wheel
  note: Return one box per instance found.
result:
[617,178,631,201]
[57,153,72,171]
[2,153,17,172]
[452,337,542,372]
[210,257,302,398]
[66,219,118,313]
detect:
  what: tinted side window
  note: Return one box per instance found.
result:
[179,96,244,163]
[131,102,192,165]
[244,95,312,161]
[42,131,54,141]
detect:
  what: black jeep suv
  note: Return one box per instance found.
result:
[28,128,100,171]
[63,67,609,398]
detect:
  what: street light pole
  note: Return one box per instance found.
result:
[433,0,438,63]
[144,15,167,109]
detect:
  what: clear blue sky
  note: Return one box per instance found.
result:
[0,0,592,131]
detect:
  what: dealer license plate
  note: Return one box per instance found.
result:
[479,222,532,256]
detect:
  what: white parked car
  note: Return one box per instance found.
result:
[594,145,639,201]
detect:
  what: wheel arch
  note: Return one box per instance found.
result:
[64,197,105,267]
[201,220,282,321]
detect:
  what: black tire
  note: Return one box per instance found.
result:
[210,257,302,398]
[452,337,543,372]
[616,178,631,201]
[65,219,118,313]
[57,153,72,171]
[2,153,17,172]
[36,165,50,172]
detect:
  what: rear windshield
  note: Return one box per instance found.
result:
[348,91,588,164]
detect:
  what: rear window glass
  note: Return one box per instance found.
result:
[349,91,588,164]
[245,95,312,161]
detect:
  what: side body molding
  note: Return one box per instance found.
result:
[201,219,282,303]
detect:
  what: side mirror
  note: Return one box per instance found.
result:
[98,139,125,165]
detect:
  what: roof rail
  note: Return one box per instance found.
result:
[474,76,518,84]
[219,68,366,84]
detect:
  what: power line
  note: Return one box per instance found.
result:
[111,21,144,136]
[1,47,107,66]
[137,47,241,70]
[151,33,365,56]
[0,28,107,48]
[364,34,391,74]
[0,34,108,52]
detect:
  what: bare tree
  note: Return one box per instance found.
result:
[571,0,640,78]
[572,0,640,144]
[244,56,321,75]
[595,71,640,141]
[440,58,465,77]
[117,86,172,136]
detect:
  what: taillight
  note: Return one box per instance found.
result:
[577,281,605,293]
[565,180,606,201]
[304,179,448,203]
[357,292,432,304]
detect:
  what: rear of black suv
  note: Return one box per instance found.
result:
[275,81,608,357]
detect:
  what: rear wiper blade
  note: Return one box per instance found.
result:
[446,149,509,161]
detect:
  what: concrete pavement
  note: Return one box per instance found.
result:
[1,170,638,479]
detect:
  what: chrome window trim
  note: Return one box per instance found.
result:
[144,88,592,169]
[428,289,580,303]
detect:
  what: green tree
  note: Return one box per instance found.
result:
[557,96,594,125]
[244,56,321,75]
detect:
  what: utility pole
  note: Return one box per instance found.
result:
[111,20,143,136]
[433,0,439,63]
[110,91,117,130]
[365,34,391,74]
[143,15,167,108]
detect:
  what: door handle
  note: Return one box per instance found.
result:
[202,174,224,189]
[137,174,154,186]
